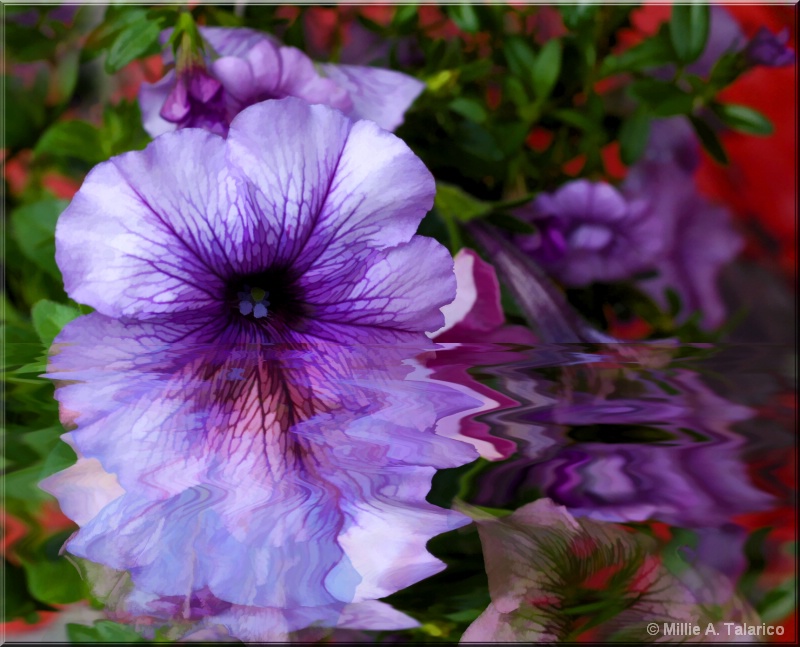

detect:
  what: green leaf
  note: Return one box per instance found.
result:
[22,535,85,605]
[488,212,536,234]
[459,58,493,83]
[105,17,163,73]
[618,110,651,166]
[713,103,774,136]
[670,4,710,64]
[689,116,729,165]
[628,80,694,117]
[393,4,419,28]
[35,120,105,164]
[447,4,480,33]
[434,183,492,223]
[10,200,68,280]
[449,97,488,123]
[3,74,48,149]
[456,122,504,162]
[67,620,146,643]
[551,108,594,131]
[504,76,529,110]
[31,300,81,347]
[558,4,599,30]
[40,441,79,481]
[504,37,537,79]
[600,33,675,76]
[709,51,744,86]
[88,7,149,49]
[532,39,562,102]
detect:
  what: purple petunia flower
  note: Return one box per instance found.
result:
[513,179,664,288]
[624,118,744,329]
[42,98,485,639]
[744,27,795,68]
[139,27,425,137]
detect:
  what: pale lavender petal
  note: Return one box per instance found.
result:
[55,130,256,318]
[319,63,425,131]
[209,57,255,103]
[226,100,439,333]
[568,223,613,250]
[277,47,352,113]
[139,74,179,138]
[39,458,125,526]
[335,600,419,630]
[201,26,276,59]
[241,39,282,92]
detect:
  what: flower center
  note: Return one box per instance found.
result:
[237,285,271,319]
[226,266,311,332]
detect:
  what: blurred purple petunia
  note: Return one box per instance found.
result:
[44,98,485,640]
[139,27,424,137]
[513,179,663,288]
[624,118,744,329]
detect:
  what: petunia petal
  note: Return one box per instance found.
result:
[55,130,252,318]
[319,63,425,131]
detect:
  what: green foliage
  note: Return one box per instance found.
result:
[690,115,729,164]
[36,121,106,164]
[618,109,651,165]
[531,39,562,103]
[88,6,172,73]
[67,620,148,643]
[600,31,675,76]
[10,200,67,280]
[435,183,492,224]
[31,300,81,347]
[713,103,774,136]
[669,4,710,64]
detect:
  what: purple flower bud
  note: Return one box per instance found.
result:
[744,27,795,68]
[140,27,425,138]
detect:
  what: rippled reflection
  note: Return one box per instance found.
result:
[40,329,795,642]
[467,344,776,527]
[41,313,489,641]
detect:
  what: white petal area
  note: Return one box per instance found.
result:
[56,130,253,318]
[335,600,420,630]
[39,458,125,526]
[432,249,479,337]
[138,74,179,137]
[338,471,471,601]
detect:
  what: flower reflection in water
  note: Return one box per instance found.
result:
[461,499,760,643]
[470,344,775,592]
[471,345,770,519]
[41,316,485,640]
